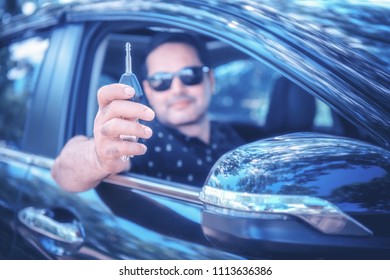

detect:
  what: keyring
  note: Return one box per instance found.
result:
[120,135,137,161]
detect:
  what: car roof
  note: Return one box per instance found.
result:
[2,0,389,149]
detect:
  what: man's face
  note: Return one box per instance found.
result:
[143,42,214,128]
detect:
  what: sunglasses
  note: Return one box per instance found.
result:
[147,66,210,92]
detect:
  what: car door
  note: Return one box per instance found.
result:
[0,30,52,259]
[1,16,244,259]
[69,3,389,260]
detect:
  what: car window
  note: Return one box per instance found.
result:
[209,58,335,141]
[0,35,49,149]
[211,59,278,126]
[87,27,359,186]
[92,31,337,143]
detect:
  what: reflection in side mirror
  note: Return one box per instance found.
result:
[199,133,390,259]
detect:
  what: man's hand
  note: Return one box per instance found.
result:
[52,83,155,192]
[94,83,155,174]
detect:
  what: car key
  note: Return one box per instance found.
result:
[119,42,143,102]
[119,42,144,160]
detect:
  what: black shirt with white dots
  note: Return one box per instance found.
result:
[130,119,245,187]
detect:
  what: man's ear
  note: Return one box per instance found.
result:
[208,69,216,95]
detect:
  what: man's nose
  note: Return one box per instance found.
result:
[169,76,186,94]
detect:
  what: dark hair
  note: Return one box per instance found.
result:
[141,32,210,80]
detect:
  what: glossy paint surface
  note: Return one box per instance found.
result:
[205,133,390,213]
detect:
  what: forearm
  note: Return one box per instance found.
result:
[51,135,111,192]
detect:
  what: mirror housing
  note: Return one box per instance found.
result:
[200,133,390,259]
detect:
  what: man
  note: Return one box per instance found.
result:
[52,33,244,191]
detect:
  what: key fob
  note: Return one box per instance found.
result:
[118,42,143,160]
[119,42,143,102]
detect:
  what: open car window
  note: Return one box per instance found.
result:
[86,25,364,187]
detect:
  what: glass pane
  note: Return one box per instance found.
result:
[211,59,278,126]
[0,36,49,148]
[210,58,336,137]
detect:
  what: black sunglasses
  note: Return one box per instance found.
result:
[147,66,210,92]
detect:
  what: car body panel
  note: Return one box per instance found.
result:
[0,148,242,259]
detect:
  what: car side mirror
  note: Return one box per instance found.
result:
[199,132,390,259]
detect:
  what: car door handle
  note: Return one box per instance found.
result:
[18,207,85,245]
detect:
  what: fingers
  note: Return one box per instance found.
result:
[94,118,152,162]
[100,118,153,140]
[97,83,155,122]
[94,83,154,141]
[97,83,135,108]
[99,140,148,160]
[94,140,147,174]
[99,99,155,122]
[93,83,155,166]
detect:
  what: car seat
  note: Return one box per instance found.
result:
[264,76,316,137]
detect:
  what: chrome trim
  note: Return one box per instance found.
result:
[18,207,84,244]
[105,175,202,205]
[0,146,54,168]
[0,146,201,204]
[199,186,373,237]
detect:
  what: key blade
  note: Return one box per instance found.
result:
[125,42,132,74]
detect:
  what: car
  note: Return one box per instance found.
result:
[0,0,389,260]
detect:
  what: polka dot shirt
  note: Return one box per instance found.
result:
[129,120,245,187]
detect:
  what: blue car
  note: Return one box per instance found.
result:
[0,0,389,259]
